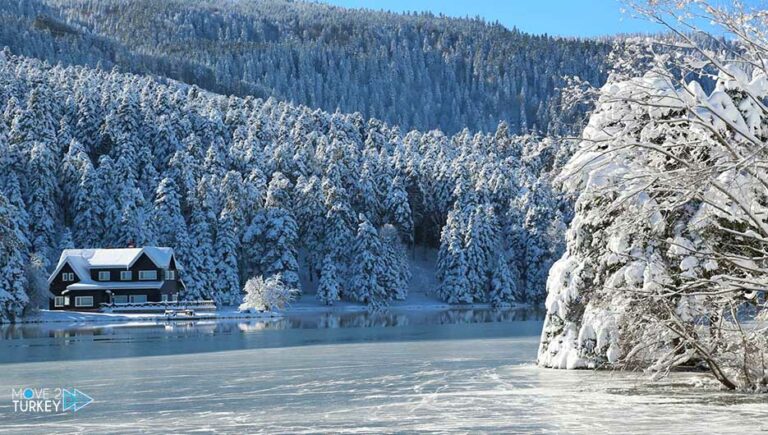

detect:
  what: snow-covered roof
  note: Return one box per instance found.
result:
[47,247,176,284]
[63,281,164,293]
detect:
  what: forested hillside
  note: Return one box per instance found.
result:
[0,51,571,321]
[0,0,610,135]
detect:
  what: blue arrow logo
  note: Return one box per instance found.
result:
[62,388,93,412]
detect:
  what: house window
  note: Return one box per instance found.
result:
[54,296,65,307]
[98,271,111,281]
[161,294,169,302]
[139,270,157,280]
[113,295,128,304]
[129,295,147,303]
[62,272,75,282]
[164,270,176,280]
[172,294,178,302]
[75,296,93,307]
[120,271,133,281]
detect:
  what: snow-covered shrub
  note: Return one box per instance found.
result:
[239,275,297,312]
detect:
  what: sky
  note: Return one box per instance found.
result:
[319,0,762,38]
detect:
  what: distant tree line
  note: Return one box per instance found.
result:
[0,0,610,135]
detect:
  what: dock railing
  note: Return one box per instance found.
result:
[100,300,217,313]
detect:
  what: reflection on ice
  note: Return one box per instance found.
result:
[0,308,544,364]
[0,307,544,340]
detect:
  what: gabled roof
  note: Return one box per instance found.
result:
[47,247,176,284]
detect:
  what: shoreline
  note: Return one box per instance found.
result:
[10,300,536,325]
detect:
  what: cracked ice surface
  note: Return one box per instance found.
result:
[0,317,764,433]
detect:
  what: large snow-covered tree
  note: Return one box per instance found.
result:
[539,0,768,391]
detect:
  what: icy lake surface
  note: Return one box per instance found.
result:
[0,308,765,433]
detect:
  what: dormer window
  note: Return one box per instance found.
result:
[98,271,111,281]
[139,270,157,280]
[164,270,176,280]
[120,271,133,281]
[62,272,75,282]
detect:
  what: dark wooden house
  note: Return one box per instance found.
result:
[47,247,185,311]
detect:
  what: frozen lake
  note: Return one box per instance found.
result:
[0,308,764,433]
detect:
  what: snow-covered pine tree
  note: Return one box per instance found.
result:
[168,148,198,213]
[59,227,75,250]
[73,161,101,248]
[322,183,356,289]
[220,171,246,232]
[153,178,188,246]
[463,203,499,302]
[58,139,90,223]
[136,142,160,200]
[349,213,388,307]
[264,171,292,209]
[258,207,300,290]
[353,162,381,225]
[519,180,560,303]
[436,207,471,304]
[3,173,29,250]
[153,116,180,168]
[384,175,413,244]
[0,192,30,323]
[379,224,410,300]
[489,255,516,308]
[95,155,121,246]
[244,172,300,290]
[183,200,215,301]
[117,173,155,247]
[74,87,102,156]
[213,209,242,306]
[294,175,326,282]
[316,254,340,305]
[26,142,58,265]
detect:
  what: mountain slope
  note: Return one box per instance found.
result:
[0,0,610,135]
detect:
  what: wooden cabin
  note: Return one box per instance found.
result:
[47,247,184,311]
